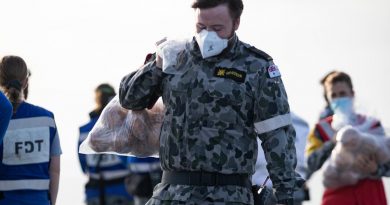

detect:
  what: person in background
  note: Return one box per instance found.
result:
[124,156,162,205]
[252,113,310,205]
[78,83,134,205]
[305,71,389,205]
[0,55,61,205]
[0,91,12,143]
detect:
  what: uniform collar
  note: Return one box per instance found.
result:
[190,33,241,63]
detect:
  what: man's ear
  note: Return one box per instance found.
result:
[233,17,240,31]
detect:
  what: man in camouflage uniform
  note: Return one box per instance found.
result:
[119,0,303,204]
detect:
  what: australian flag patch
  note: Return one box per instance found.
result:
[268,65,281,78]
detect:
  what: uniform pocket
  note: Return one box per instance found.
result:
[204,85,244,126]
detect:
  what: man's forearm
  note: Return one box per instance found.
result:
[119,61,162,110]
[259,125,300,202]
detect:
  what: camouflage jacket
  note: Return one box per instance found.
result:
[119,36,303,204]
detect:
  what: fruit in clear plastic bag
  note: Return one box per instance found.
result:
[85,97,164,157]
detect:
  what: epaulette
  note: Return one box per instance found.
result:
[243,43,273,62]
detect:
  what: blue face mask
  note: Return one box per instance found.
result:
[330,97,354,114]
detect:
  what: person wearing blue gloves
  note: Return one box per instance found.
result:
[78,83,134,205]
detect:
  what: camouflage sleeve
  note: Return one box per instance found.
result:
[254,64,303,202]
[119,59,163,110]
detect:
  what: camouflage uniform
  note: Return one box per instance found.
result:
[119,35,303,204]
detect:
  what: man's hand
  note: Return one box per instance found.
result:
[155,37,167,69]
[156,55,163,69]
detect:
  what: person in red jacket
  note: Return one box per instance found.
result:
[305,71,388,205]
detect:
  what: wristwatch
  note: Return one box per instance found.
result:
[277,198,294,205]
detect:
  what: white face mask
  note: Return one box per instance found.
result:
[195,30,228,59]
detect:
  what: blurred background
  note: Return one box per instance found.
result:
[1,0,389,204]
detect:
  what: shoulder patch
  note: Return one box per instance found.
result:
[243,43,273,62]
[267,65,281,78]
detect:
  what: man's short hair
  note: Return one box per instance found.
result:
[191,0,244,20]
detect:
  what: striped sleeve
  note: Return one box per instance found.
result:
[305,128,336,178]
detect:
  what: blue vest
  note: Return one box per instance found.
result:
[0,92,12,142]
[127,156,161,173]
[0,102,58,205]
[78,116,132,201]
